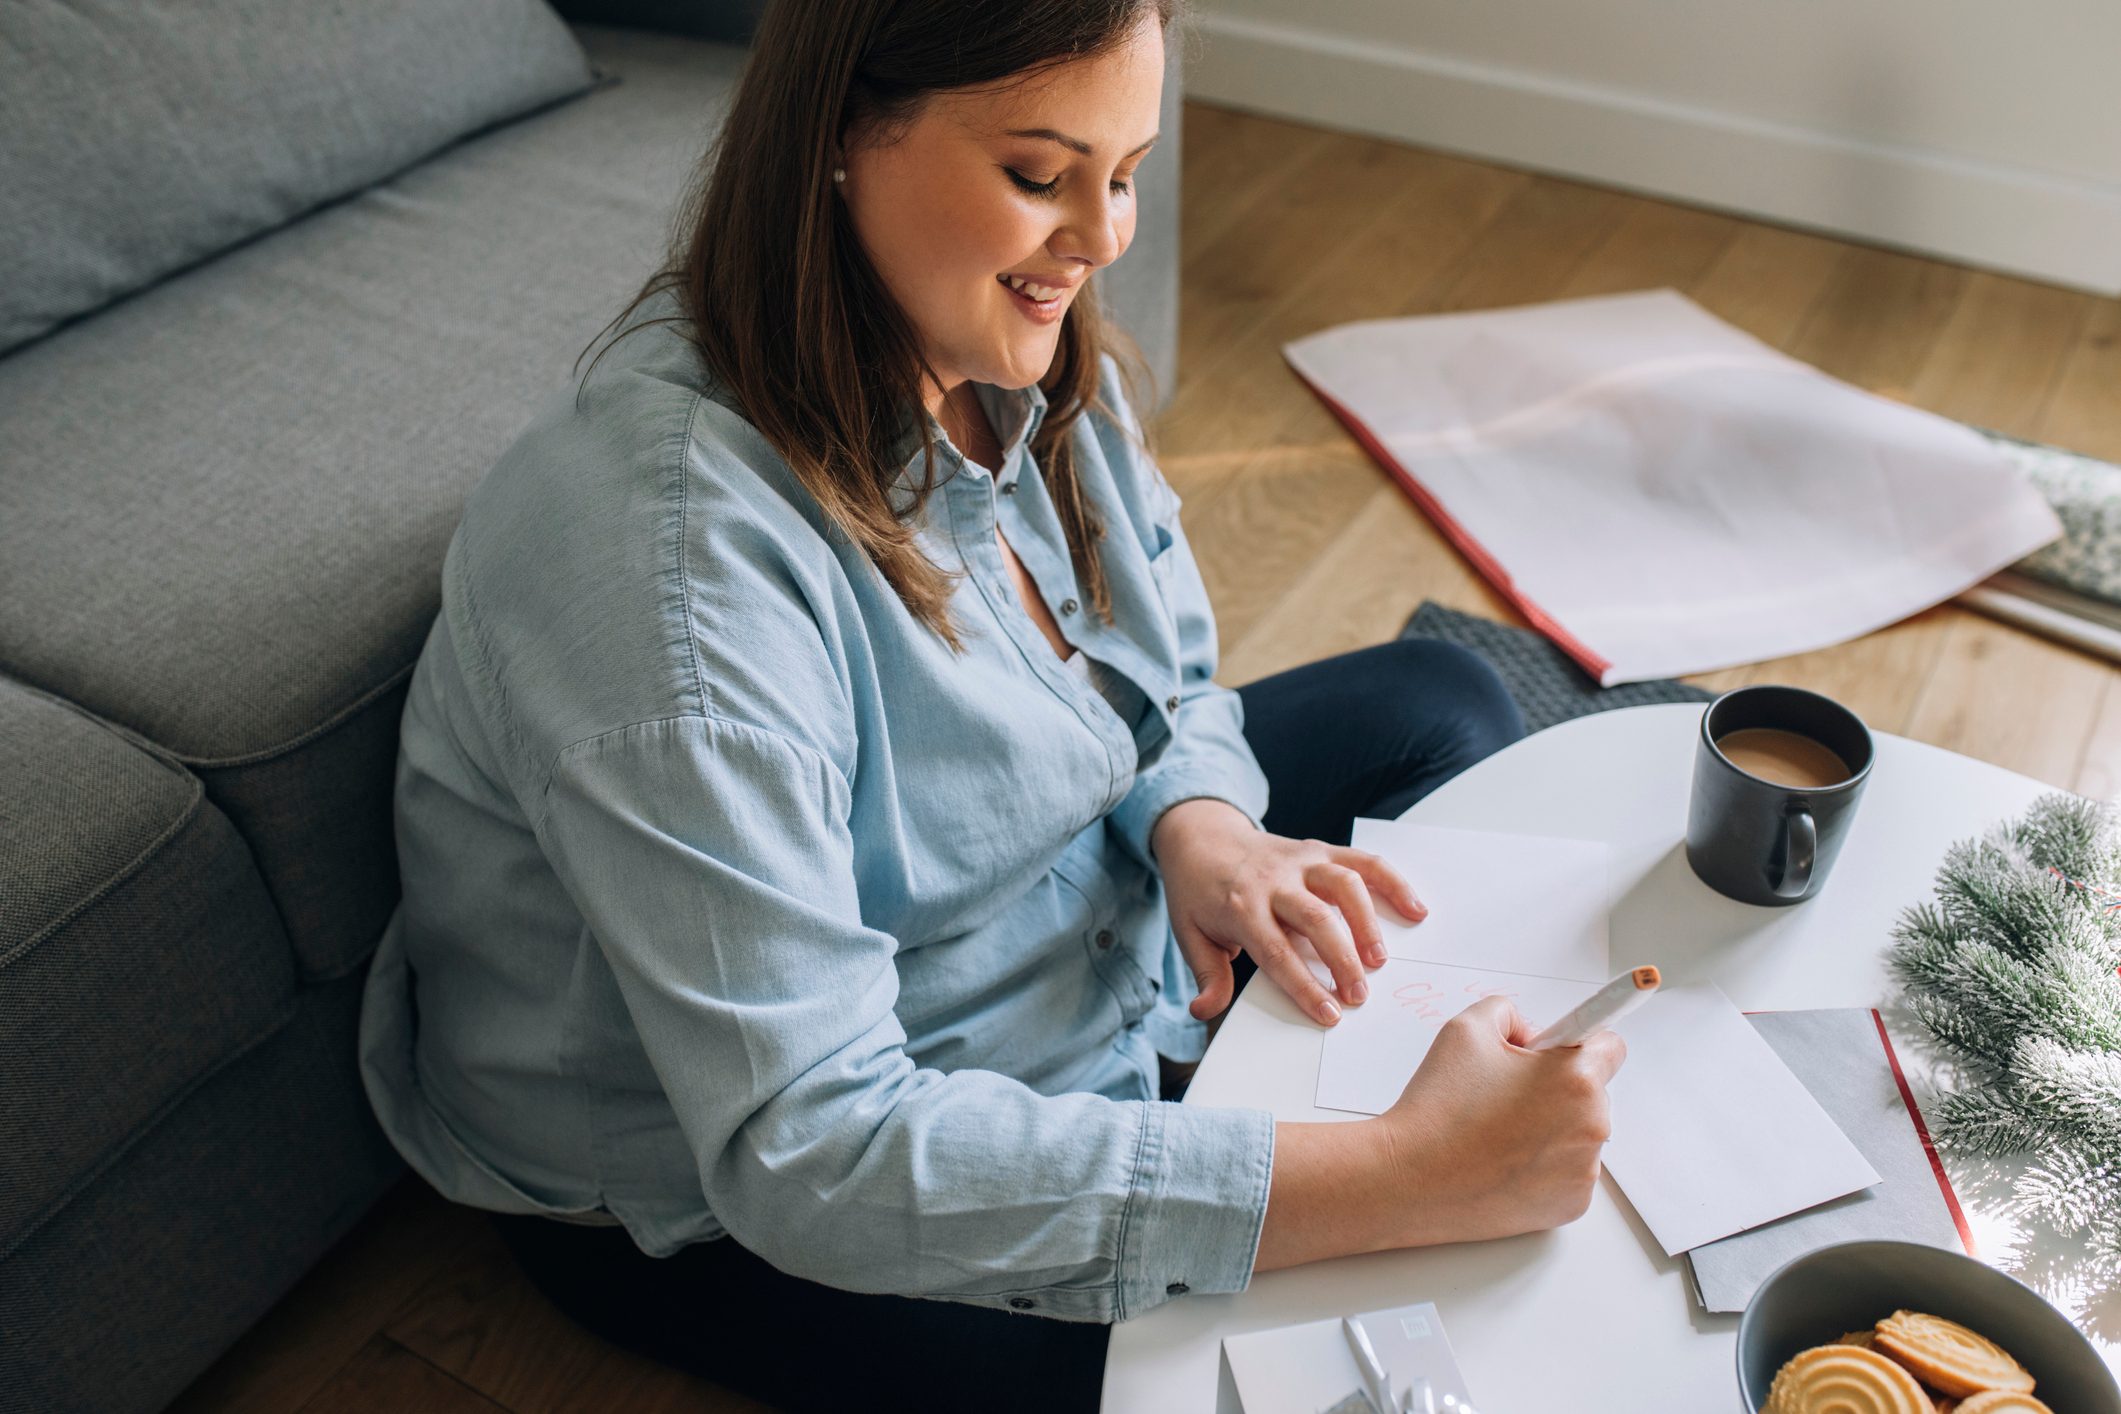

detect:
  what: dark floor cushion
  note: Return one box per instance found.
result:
[0,674,297,1260]
[0,0,595,354]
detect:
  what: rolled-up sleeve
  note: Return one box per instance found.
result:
[1107,476,1271,870]
[535,712,1275,1321]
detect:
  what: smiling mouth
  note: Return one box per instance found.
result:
[997,273,1069,305]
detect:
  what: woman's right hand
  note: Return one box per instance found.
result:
[1376,995,1626,1246]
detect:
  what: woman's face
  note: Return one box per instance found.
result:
[838,14,1165,408]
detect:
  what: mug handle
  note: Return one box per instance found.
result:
[1775,807,1816,898]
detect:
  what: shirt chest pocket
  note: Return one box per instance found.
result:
[1049,829,1162,1020]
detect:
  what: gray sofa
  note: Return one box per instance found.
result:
[0,4,1184,1411]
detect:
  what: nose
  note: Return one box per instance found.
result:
[1052,186,1128,271]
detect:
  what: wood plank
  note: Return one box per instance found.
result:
[1185,446,1393,648]
[1907,271,2090,438]
[1221,485,1514,686]
[2071,676,2121,802]
[1425,176,1633,314]
[1900,609,2111,787]
[292,1336,513,1414]
[166,1178,487,1414]
[1159,144,1528,467]
[1556,196,1744,299]
[1784,246,1971,397]
[1176,103,1337,260]
[2037,295,2121,461]
[383,1219,610,1414]
[1687,223,1851,349]
[1178,128,1444,382]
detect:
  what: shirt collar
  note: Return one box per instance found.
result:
[891,379,1050,493]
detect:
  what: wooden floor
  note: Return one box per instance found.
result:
[166,102,2121,1413]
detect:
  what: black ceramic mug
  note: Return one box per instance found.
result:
[1686,685,1874,906]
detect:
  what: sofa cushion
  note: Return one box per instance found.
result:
[0,0,596,355]
[0,675,298,1260]
[0,26,749,981]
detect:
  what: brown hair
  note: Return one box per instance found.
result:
[581,0,1180,650]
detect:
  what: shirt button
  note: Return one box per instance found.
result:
[1165,694,1181,712]
[1002,481,1018,495]
[1059,597,1078,616]
[1095,929,1115,950]
[1166,1282,1190,1296]
[1008,1296,1036,1310]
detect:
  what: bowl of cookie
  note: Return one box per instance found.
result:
[1738,1239,2118,1412]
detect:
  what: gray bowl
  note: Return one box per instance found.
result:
[1737,1240,2119,1411]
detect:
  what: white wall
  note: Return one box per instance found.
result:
[1184,0,2121,295]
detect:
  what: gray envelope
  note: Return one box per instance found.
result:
[1684,1008,1969,1313]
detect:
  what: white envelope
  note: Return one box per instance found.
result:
[1283,289,2062,685]
[1349,818,1611,983]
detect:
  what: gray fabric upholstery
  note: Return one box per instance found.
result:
[0,675,298,1260]
[0,971,401,1414]
[0,0,595,354]
[0,26,750,978]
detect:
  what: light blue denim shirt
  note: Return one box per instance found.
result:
[356,289,1278,1323]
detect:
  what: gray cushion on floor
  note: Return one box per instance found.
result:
[1399,601,1714,733]
[0,26,748,979]
[0,0,595,354]
[0,971,401,1414]
[0,675,297,1259]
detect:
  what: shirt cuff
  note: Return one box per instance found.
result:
[1109,768,1266,871]
[1116,1100,1277,1321]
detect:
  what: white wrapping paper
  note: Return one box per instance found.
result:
[1283,289,2063,685]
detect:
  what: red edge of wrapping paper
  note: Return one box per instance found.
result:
[1869,1007,1979,1259]
[1731,1008,1979,1258]
[1288,361,1619,684]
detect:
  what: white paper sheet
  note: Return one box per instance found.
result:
[1313,969,1881,1255]
[1349,818,1611,982]
[1283,289,2062,685]
[1601,983,1881,1254]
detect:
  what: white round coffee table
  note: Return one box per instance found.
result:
[1101,702,2120,1412]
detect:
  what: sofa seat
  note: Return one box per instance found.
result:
[0,676,296,1260]
[0,27,750,983]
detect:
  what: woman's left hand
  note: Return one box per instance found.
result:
[1151,798,1427,1027]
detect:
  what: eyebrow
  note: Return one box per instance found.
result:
[1004,127,1160,159]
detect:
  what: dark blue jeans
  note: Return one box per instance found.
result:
[491,639,1523,1414]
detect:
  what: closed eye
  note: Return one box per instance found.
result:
[1005,168,1135,200]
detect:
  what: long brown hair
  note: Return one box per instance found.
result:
[580,0,1179,650]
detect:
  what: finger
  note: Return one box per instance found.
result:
[1334,846,1427,922]
[1306,861,1387,967]
[1470,995,1537,1047]
[1250,932,1344,1027]
[1572,1028,1628,1084]
[1272,889,1368,1007]
[1173,919,1237,1021]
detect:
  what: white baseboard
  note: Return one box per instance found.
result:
[1188,10,2121,297]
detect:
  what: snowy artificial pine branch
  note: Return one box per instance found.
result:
[1888,792,2121,1268]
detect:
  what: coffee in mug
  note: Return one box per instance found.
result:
[1687,686,1874,906]
[1713,728,1852,790]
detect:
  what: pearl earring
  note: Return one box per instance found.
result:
[832,166,846,184]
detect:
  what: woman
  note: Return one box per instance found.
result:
[356,0,1626,1409]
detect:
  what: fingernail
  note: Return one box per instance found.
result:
[1349,979,1369,1005]
[1318,998,1342,1024]
[1366,945,1387,967]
